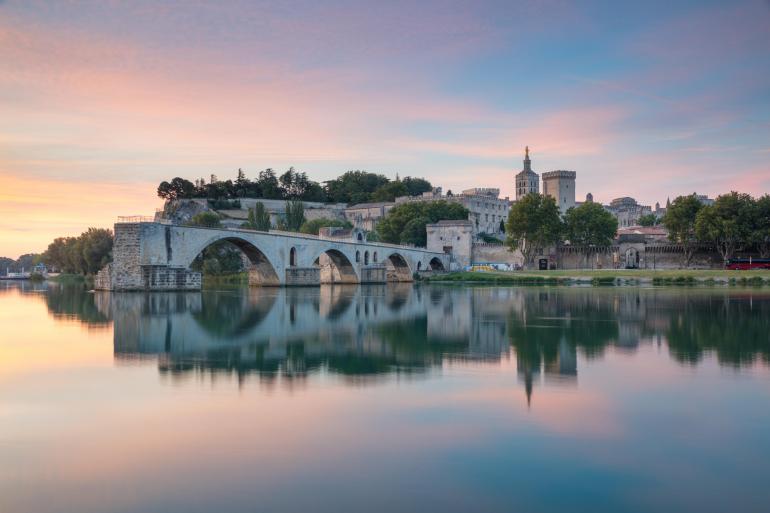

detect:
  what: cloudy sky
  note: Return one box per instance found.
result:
[1,0,769,257]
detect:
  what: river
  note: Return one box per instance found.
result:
[1,281,769,513]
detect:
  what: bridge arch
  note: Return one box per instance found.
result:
[190,235,281,286]
[315,248,359,284]
[384,252,413,282]
[428,257,445,271]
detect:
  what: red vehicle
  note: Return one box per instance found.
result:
[725,258,770,270]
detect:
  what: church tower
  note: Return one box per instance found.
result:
[515,146,539,201]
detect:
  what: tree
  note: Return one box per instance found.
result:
[371,180,408,202]
[189,212,222,228]
[401,177,432,197]
[564,202,617,246]
[662,194,703,268]
[243,202,271,231]
[753,194,770,258]
[638,213,658,227]
[323,171,389,204]
[256,169,283,199]
[376,201,468,247]
[79,228,113,274]
[280,200,306,232]
[157,177,195,200]
[563,202,618,268]
[41,228,113,275]
[299,218,352,235]
[505,193,562,268]
[695,191,754,265]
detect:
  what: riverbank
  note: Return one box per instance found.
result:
[426,269,770,286]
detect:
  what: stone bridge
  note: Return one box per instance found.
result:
[96,221,450,290]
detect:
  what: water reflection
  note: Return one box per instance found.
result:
[16,281,770,396]
[57,284,768,399]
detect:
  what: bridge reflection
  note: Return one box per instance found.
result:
[14,280,770,403]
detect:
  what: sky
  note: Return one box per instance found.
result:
[1,0,769,258]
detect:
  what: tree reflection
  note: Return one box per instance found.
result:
[21,280,770,391]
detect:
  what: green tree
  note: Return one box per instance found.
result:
[637,213,658,226]
[79,228,113,274]
[695,191,754,264]
[564,202,618,246]
[753,194,770,258]
[323,171,389,204]
[280,200,306,232]
[157,177,195,200]
[563,202,617,268]
[189,211,222,228]
[371,180,408,202]
[662,194,703,268]
[41,228,114,275]
[505,194,563,268]
[299,218,352,235]
[256,169,283,199]
[401,177,432,196]
[376,201,468,246]
[401,216,432,246]
[243,202,272,231]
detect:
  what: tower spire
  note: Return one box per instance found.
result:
[523,146,531,172]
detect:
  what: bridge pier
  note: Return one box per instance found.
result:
[284,267,321,286]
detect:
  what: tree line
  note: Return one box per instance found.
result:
[505,194,618,267]
[40,228,114,275]
[663,192,770,266]
[157,168,432,204]
[505,191,770,268]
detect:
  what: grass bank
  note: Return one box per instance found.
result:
[426,269,770,286]
[202,272,249,288]
[48,273,93,286]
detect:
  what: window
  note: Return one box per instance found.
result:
[373,252,377,263]
[356,250,360,262]
[289,247,297,267]
[364,251,369,265]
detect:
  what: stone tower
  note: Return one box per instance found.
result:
[542,170,577,214]
[515,146,539,201]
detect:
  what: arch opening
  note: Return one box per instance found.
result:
[364,251,370,265]
[428,257,446,272]
[190,237,280,286]
[385,253,413,282]
[316,249,359,284]
[289,247,297,267]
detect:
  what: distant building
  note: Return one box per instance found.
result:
[515,147,539,200]
[694,193,715,206]
[394,187,509,238]
[542,170,576,214]
[605,197,653,228]
[344,201,395,232]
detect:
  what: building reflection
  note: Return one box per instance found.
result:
[19,279,770,403]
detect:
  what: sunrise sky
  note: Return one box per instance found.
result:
[1,0,769,258]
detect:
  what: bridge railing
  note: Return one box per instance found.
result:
[116,216,172,224]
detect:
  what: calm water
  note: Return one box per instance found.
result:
[2,281,770,513]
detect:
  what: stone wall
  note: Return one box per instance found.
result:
[142,265,201,290]
[471,243,523,268]
[285,267,321,286]
[360,265,387,283]
[557,243,727,270]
